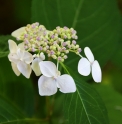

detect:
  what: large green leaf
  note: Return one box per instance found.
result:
[63,79,109,124]
[31,0,121,69]
[94,84,122,124]
[60,63,109,124]
[0,57,48,123]
[0,95,48,124]
[0,57,35,117]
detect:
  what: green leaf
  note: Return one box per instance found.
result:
[63,79,109,124]
[61,63,109,124]
[94,84,122,124]
[0,57,35,117]
[0,35,14,58]
[111,41,122,69]
[0,95,47,124]
[31,0,121,69]
[0,57,48,123]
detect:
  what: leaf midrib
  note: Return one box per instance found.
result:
[72,0,84,28]
[76,88,91,124]
[76,82,108,124]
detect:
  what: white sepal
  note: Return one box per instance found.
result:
[78,58,91,76]
[38,75,57,96]
[8,40,18,53]
[40,52,45,60]
[8,53,19,64]
[39,61,57,77]
[17,61,31,78]
[11,27,25,38]
[57,74,76,93]
[23,51,33,64]
[11,62,20,76]
[84,47,94,62]
[92,60,102,83]
[31,58,42,76]
[17,49,24,60]
[18,42,25,50]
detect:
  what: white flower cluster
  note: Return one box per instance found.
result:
[8,22,102,96]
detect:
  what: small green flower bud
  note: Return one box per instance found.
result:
[52,55,57,59]
[50,39,54,42]
[57,52,60,55]
[61,59,64,62]
[75,45,79,48]
[71,44,75,49]
[55,44,59,48]
[53,29,57,33]
[61,53,64,56]
[44,42,47,46]
[68,36,71,39]
[65,50,69,54]
[43,47,47,51]
[52,46,56,50]
[64,55,68,59]
[50,46,53,49]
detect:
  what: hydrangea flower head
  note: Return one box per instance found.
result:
[8,22,102,96]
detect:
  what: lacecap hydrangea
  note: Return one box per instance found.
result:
[8,22,102,96]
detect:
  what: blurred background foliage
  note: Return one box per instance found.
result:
[0,0,122,123]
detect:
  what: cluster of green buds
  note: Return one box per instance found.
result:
[16,22,49,52]
[47,26,81,62]
[13,22,82,62]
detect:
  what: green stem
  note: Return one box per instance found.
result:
[69,50,83,58]
[57,61,59,70]
[60,62,70,75]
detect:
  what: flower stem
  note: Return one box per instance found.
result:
[60,62,70,75]
[46,95,55,124]
[69,50,83,58]
[57,61,59,70]
[78,54,83,58]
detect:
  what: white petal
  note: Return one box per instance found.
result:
[8,40,18,53]
[84,47,94,62]
[40,52,45,60]
[23,51,33,64]
[11,27,25,38]
[39,61,57,77]
[92,60,102,83]
[78,58,91,76]
[18,42,25,50]
[8,53,19,64]
[38,75,57,96]
[17,49,24,59]
[57,74,76,93]
[17,61,31,78]
[11,62,20,76]
[31,58,42,76]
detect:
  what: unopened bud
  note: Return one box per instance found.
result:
[64,55,68,59]
[57,52,60,55]
[61,58,64,62]
[52,55,57,59]
[65,50,69,54]
[76,45,79,48]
